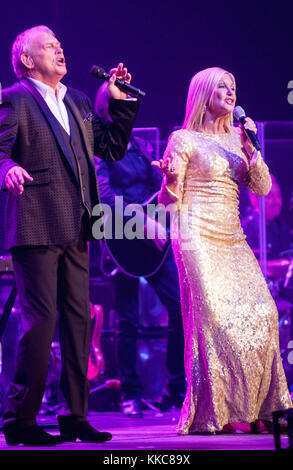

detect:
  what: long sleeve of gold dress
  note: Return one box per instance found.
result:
[159,128,292,434]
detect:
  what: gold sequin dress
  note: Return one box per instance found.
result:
[159,128,292,434]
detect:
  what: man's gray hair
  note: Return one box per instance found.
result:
[12,25,55,79]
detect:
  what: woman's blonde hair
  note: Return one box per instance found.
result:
[182,67,235,133]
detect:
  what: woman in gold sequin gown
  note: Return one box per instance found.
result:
[153,67,292,434]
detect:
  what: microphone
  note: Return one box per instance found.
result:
[233,106,261,151]
[90,65,146,99]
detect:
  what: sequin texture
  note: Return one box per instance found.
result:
[159,128,292,434]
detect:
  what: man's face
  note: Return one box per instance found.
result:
[25,31,67,86]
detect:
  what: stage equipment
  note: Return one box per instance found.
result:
[273,408,293,450]
[233,106,261,150]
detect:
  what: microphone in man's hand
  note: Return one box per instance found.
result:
[233,106,261,151]
[90,65,146,99]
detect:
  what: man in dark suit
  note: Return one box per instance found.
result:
[0,25,139,446]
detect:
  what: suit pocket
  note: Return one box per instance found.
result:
[24,167,51,186]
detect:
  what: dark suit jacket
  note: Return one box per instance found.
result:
[0,78,139,250]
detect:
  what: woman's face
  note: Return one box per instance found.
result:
[208,73,236,117]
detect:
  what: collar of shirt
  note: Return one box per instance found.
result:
[27,77,70,134]
[27,77,67,101]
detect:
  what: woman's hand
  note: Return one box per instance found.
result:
[238,117,258,162]
[108,62,132,100]
[151,157,178,185]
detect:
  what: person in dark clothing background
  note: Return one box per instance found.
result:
[94,83,186,417]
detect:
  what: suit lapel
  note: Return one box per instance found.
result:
[64,94,96,172]
[20,79,78,179]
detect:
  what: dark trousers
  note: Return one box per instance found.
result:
[115,249,185,401]
[3,240,91,426]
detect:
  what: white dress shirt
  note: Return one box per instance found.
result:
[27,77,70,135]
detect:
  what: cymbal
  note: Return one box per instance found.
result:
[266,258,290,278]
[267,259,290,267]
[280,249,293,258]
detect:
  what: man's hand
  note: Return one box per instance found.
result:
[5,166,33,195]
[108,62,132,100]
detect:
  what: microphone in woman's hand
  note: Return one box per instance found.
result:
[233,106,261,151]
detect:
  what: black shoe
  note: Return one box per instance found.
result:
[57,415,112,443]
[3,422,64,446]
[121,399,143,418]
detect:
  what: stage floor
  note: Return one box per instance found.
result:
[0,409,291,462]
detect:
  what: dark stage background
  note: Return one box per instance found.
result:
[0,0,292,138]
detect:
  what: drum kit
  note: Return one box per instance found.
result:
[255,248,293,390]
